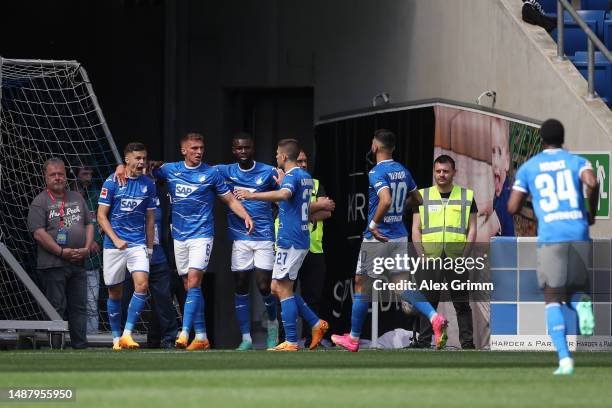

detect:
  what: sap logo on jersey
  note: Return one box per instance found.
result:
[176,183,197,197]
[120,199,143,211]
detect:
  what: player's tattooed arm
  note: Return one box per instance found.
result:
[411,212,425,257]
[145,208,155,254]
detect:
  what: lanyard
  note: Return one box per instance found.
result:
[46,189,66,229]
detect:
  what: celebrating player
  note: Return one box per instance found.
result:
[508,119,598,375]
[216,132,281,350]
[331,129,449,352]
[234,139,329,351]
[116,132,254,350]
[98,142,156,350]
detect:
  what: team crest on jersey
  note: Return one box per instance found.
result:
[120,199,143,211]
[176,183,197,197]
[141,185,148,193]
[256,177,264,185]
[100,188,108,199]
[199,175,206,182]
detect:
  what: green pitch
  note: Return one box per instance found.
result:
[1,350,612,407]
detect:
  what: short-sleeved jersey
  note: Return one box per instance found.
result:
[277,166,313,250]
[98,174,156,249]
[513,149,591,243]
[365,159,417,240]
[216,161,278,241]
[152,161,230,241]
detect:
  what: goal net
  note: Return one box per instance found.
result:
[0,58,123,341]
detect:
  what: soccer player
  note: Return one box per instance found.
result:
[331,129,449,352]
[116,133,254,350]
[508,119,598,375]
[216,132,281,350]
[98,142,156,350]
[234,139,329,351]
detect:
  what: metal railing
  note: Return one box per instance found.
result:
[556,0,612,100]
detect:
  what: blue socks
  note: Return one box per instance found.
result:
[107,298,122,338]
[124,292,147,332]
[280,297,298,344]
[401,289,436,320]
[194,292,206,337]
[263,293,277,321]
[350,293,369,338]
[546,303,570,361]
[235,293,250,335]
[182,287,201,334]
[294,294,319,328]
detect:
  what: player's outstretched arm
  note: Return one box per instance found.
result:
[220,193,255,234]
[97,205,127,250]
[234,188,292,202]
[581,168,599,225]
[369,187,391,242]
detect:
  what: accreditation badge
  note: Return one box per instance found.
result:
[56,228,67,245]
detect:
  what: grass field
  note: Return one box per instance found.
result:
[1,350,612,407]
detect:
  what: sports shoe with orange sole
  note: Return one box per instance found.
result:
[112,342,122,351]
[267,341,299,351]
[309,320,329,350]
[175,334,189,349]
[118,334,140,349]
[186,339,210,351]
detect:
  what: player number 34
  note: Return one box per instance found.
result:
[535,169,578,212]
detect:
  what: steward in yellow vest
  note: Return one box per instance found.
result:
[418,185,474,258]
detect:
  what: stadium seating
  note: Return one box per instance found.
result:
[551,11,604,55]
[581,0,610,11]
[572,51,612,103]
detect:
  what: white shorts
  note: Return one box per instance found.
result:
[231,240,275,272]
[103,245,149,286]
[355,237,409,277]
[174,237,214,276]
[272,246,308,281]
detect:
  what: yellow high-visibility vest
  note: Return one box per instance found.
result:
[274,178,324,253]
[418,185,473,258]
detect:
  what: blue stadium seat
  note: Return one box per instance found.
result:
[551,11,603,55]
[581,0,610,11]
[573,51,612,104]
[604,19,612,49]
[539,0,558,14]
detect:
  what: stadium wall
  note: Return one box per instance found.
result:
[313,0,612,237]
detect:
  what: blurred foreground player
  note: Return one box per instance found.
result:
[508,119,598,375]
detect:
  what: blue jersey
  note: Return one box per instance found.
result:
[365,160,416,240]
[513,149,591,243]
[152,162,230,240]
[150,196,168,266]
[277,167,313,250]
[216,162,278,241]
[98,174,156,249]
